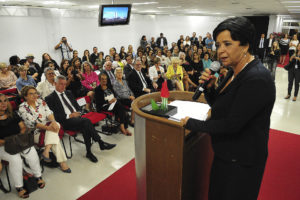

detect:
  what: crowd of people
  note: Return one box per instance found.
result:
[0,30,298,198]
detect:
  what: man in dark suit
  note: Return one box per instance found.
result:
[123,55,134,80]
[266,33,275,56]
[102,61,115,90]
[45,75,116,163]
[190,32,199,45]
[256,33,268,62]
[127,58,158,98]
[89,47,99,65]
[156,33,168,49]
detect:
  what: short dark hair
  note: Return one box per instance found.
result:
[9,55,19,65]
[213,17,256,54]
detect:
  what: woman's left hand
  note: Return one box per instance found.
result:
[181,117,190,126]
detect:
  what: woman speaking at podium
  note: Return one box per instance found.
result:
[182,17,276,200]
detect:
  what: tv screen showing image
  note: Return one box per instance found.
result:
[99,4,132,26]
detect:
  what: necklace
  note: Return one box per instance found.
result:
[232,56,254,81]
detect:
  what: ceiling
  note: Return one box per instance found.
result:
[0,0,299,16]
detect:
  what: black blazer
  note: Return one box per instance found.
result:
[94,86,115,112]
[123,64,134,80]
[102,70,114,90]
[186,59,276,166]
[45,90,81,124]
[156,37,168,47]
[266,38,275,54]
[127,70,152,98]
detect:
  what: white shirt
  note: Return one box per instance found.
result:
[135,69,147,89]
[149,65,165,81]
[268,39,273,48]
[36,80,55,99]
[40,70,60,82]
[55,90,77,119]
[61,43,72,60]
[289,40,299,51]
[160,38,164,47]
[259,38,265,48]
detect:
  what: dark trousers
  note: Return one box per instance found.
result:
[105,101,129,129]
[267,59,277,80]
[62,117,101,152]
[208,156,266,200]
[289,49,295,58]
[288,68,300,97]
[257,48,266,62]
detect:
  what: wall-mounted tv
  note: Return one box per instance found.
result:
[99,4,132,26]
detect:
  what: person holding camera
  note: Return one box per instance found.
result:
[54,37,73,61]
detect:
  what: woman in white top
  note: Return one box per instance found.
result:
[19,86,71,173]
[289,34,299,58]
[36,67,56,99]
[279,34,290,65]
[183,36,191,46]
[156,49,167,69]
[149,57,173,90]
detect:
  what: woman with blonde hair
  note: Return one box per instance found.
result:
[0,62,17,90]
[166,57,184,91]
[267,41,281,80]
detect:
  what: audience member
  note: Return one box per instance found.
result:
[172,46,180,57]
[21,54,42,82]
[95,73,132,136]
[54,36,73,61]
[95,51,105,71]
[190,32,198,45]
[102,61,116,89]
[127,45,136,58]
[140,35,148,51]
[205,32,214,50]
[19,86,71,173]
[0,93,44,198]
[177,35,184,47]
[256,33,267,62]
[127,58,158,97]
[279,33,289,65]
[183,36,191,46]
[202,52,212,70]
[81,61,100,91]
[165,50,172,67]
[119,46,127,60]
[289,34,299,58]
[267,41,281,80]
[150,37,157,50]
[179,52,197,91]
[45,75,116,163]
[166,57,184,91]
[0,62,17,90]
[41,53,59,71]
[156,33,168,49]
[70,50,82,64]
[65,65,89,99]
[60,59,69,76]
[149,57,173,91]
[112,53,125,70]
[141,55,149,77]
[16,65,36,92]
[36,67,56,99]
[89,47,99,65]
[40,61,60,82]
[82,50,90,63]
[72,57,82,72]
[113,67,135,126]
[8,55,20,77]
[266,33,275,56]
[124,55,134,80]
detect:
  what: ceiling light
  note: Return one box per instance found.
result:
[42,1,73,5]
[286,5,300,7]
[288,8,300,10]
[281,1,300,3]
[132,2,158,5]
[87,5,99,9]
[157,6,181,9]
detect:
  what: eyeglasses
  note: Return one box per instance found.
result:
[28,92,38,96]
[47,72,55,75]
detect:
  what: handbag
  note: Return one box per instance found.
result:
[4,132,34,155]
[23,173,38,194]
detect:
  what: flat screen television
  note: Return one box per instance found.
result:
[99,4,132,26]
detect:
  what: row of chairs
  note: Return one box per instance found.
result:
[0,88,119,194]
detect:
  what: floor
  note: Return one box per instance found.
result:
[1,67,300,200]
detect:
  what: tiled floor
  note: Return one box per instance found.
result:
[0,66,299,200]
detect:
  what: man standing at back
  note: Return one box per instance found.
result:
[156,33,168,50]
[55,36,73,61]
[45,75,116,163]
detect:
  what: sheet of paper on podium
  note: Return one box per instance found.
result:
[168,100,211,122]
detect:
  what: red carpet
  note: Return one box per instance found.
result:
[78,129,300,200]
[277,53,289,68]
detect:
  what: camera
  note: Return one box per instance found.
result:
[71,70,78,76]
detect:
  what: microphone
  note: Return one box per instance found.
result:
[192,61,221,101]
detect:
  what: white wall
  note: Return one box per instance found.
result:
[0,8,227,65]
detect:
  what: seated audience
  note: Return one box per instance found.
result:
[16,65,36,92]
[183,36,191,46]
[179,52,197,90]
[141,55,150,77]
[127,58,158,98]
[202,52,212,70]
[45,75,116,163]
[71,57,82,72]
[150,37,157,49]
[60,59,69,76]
[166,57,184,91]
[70,50,82,64]
[20,54,42,82]
[102,61,116,90]
[8,55,20,77]
[113,67,135,126]
[165,50,172,67]
[109,48,116,61]
[40,61,60,82]
[191,52,204,83]
[81,61,100,91]
[36,67,56,99]
[124,55,134,80]
[82,49,90,63]
[19,86,71,173]
[95,73,132,136]
[0,62,17,90]
[127,45,136,58]
[112,53,125,70]
[172,46,180,57]
[149,58,173,90]
[65,65,88,98]
[0,93,44,198]
[41,53,59,71]
[89,47,99,65]
[95,51,105,71]
[119,46,127,60]
[156,49,167,69]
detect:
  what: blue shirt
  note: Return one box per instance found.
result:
[16,75,36,91]
[205,38,214,49]
[202,59,212,70]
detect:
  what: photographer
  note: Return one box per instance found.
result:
[54,37,73,61]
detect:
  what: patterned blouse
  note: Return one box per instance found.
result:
[81,71,100,90]
[18,99,53,133]
[0,71,17,89]
[113,80,134,99]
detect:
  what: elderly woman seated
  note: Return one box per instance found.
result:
[36,67,56,99]
[40,61,60,82]
[81,61,100,91]
[18,86,71,173]
[0,93,45,198]
[95,73,132,136]
[16,65,36,92]
[0,62,17,90]
[166,57,184,91]
[113,67,135,126]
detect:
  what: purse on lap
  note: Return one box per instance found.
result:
[4,132,34,155]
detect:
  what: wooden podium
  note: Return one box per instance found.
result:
[132,91,214,200]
